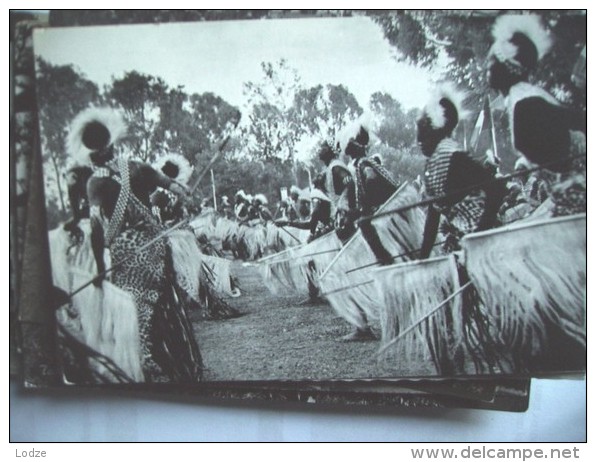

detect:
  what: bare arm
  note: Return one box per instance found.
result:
[87,178,108,286]
[90,211,106,286]
[333,166,356,209]
[419,205,441,259]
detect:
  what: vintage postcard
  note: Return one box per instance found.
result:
[10,11,50,379]
[32,11,585,386]
[14,10,532,412]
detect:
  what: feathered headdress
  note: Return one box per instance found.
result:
[336,113,374,155]
[254,193,268,205]
[514,156,534,172]
[153,152,193,185]
[371,153,383,166]
[235,189,247,200]
[298,188,311,202]
[316,140,337,162]
[67,107,126,166]
[309,187,330,203]
[421,82,470,131]
[490,14,552,72]
[289,185,301,196]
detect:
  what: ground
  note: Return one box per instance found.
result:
[192,260,435,381]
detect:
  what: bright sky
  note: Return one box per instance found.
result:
[33,16,437,112]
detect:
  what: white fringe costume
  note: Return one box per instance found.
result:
[259,231,342,296]
[461,214,586,364]
[66,269,144,382]
[318,183,426,331]
[374,213,585,374]
[167,228,204,303]
[50,222,143,381]
[375,255,466,375]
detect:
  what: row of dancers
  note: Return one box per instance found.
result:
[51,13,585,382]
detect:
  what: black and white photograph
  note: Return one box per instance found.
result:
[32,10,586,386]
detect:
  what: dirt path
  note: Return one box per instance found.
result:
[192,260,432,381]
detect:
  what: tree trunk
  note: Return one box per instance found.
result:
[51,154,66,213]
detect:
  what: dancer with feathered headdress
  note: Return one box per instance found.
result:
[339,117,399,268]
[64,106,202,383]
[338,116,399,216]
[457,13,587,372]
[315,140,355,242]
[317,120,404,341]
[252,193,273,222]
[151,152,195,223]
[487,13,586,217]
[372,84,509,374]
[151,151,206,312]
[233,190,250,222]
[279,185,303,222]
[417,83,508,257]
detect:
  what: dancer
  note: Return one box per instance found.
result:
[417,84,507,258]
[233,190,250,221]
[316,140,355,242]
[276,174,333,243]
[151,152,194,224]
[70,107,203,383]
[252,194,273,222]
[342,123,398,264]
[487,13,586,217]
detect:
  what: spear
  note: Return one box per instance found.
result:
[375,281,472,358]
[68,217,192,298]
[278,224,301,243]
[344,240,447,275]
[357,153,586,226]
[187,111,241,196]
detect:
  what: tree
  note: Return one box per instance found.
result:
[372,11,586,107]
[374,143,426,185]
[242,59,303,162]
[151,85,189,158]
[107,71,168,161]
[35,58,100,214]
[152,87,240,167]
[369,92,417,151]
[188,92,239,150]
[291,84,363,149]
[371,11,586,171]
[205,156,295,209]
[371,11,495,105]
[243,61,364,169]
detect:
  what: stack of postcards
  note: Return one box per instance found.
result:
[10,9,586,417]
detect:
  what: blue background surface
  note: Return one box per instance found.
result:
[9,378,586,442]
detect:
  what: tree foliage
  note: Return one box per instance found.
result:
[371,10,585,173]
[38,11,585,228]
[370,92,417,151]
[107,71,168,161]
[242,60,364,165]
[35,59,100,215]
[372,10,586,108]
